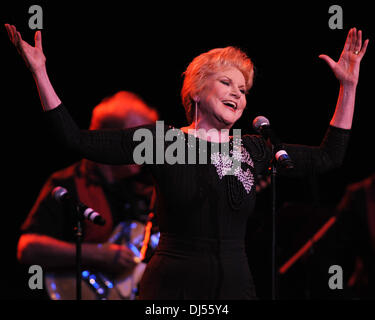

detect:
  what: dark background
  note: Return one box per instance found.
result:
[1,1,373,300]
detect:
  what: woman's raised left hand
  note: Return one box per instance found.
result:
[319,28,369,87]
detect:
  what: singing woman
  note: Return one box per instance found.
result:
[5,24,368,299]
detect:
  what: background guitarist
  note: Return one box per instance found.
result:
[17,91,159,299]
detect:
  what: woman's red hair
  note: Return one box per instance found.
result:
[181,46,255,124]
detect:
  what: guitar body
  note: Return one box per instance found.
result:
[45,220,159,300]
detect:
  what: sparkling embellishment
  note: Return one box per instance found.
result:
[232,145,254,167]
[211,140,255,194]
[211,152,234,179]
[234,167,254,194]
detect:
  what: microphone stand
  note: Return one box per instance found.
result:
[252,117,294,300]
[72,203,83,301]
[55,186,107,300]
[271,145,278,300]
[62,196,83,300]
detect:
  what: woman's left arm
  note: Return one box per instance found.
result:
[319,28,369,129]
[275,29,369,176]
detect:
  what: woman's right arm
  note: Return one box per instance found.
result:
[5,24,151,165]
[5,24,61,111]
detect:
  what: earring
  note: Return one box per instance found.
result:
[194,100,198,137]
[195,100,198,123]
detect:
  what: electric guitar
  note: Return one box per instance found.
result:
[45,219,160,300]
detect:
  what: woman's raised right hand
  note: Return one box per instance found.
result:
[5,24,46,74]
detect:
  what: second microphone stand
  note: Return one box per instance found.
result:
[271,145,278,300]
[74,209,83,301]
[270,144,295,300]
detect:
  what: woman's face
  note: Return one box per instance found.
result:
[198,67,247,128]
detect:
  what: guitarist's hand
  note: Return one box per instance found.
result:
[97,243,137,275]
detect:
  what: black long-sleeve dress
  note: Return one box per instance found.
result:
[44,103,350,299]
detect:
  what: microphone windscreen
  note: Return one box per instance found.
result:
[52,186,68,201]
[252,116,270,132]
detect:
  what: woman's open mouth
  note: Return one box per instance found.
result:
[222,100,238,111]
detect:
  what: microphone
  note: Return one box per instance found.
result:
[52,186,106,225]
[252,116,294,170]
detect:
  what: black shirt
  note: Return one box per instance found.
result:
[43,103,351,299]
